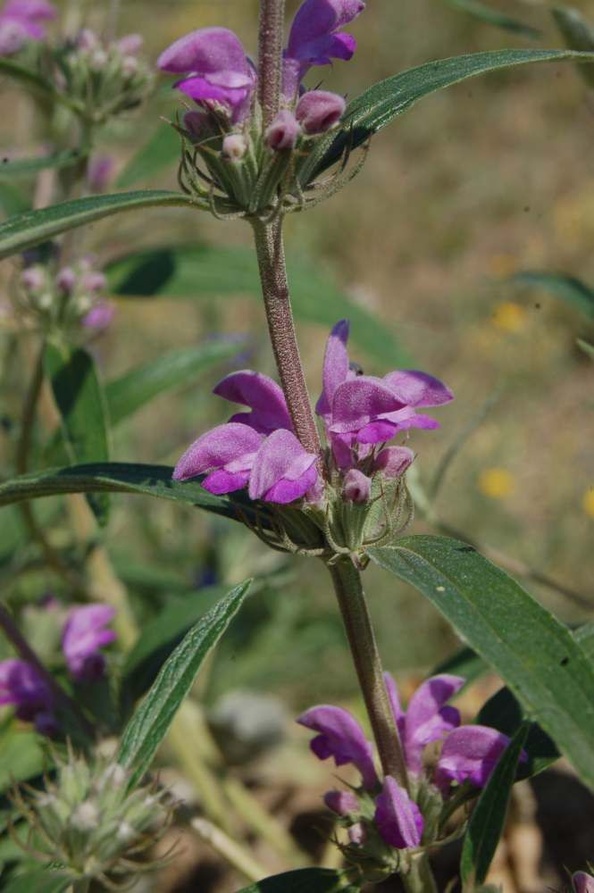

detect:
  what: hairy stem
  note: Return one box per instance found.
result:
[252,219,321,455]
[328,557,409,791]
[257,0,285,127]
[402,853,438,893]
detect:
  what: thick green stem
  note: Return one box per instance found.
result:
[252,220,321,455]
[257,0,285,127]
[402,853,438,893]
[328,558,409,791]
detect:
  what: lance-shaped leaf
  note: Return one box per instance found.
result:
[0,149,88,179]
[302,48,594,180]
[106,246,410,366]
[105,341,240,425]
[510,271,594,319]
[117,580,250,787]
[369,536,594,789]
[0,190,193,260]
[0,462,269,527]
[443,0,540,37]
[235,869,359,893]
[460,723,530,888]
[115,124,181,189]
[553,6,594,88]
[44,343,110,523]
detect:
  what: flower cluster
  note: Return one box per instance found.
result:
[55,29,154,123]
[18,257,114,334]
[0,0,55,57]
[174,320,451,555]
[11,753,170,885]
[158,0,366,217]
[0,604,115,734]
[298,674,514,875]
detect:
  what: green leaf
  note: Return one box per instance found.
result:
[121,585,230,705]
[443,0,540,37]
[553,6,594,88]
[369,536,594,788]
[115,123,180,188]
[105,341,239,425]
[0,462,260,525]
[0,149,87,179]
[0,726,44,791]
[477,687,558,777]
[44,342,110,523]
[235,869,359,893]
[0,190,193,260]
[303,49,594,179]
[0,181,30,216]
[117,580,250,787]
[106,246,410,367]
[460,723,529,888]
[0,57,55,99]
[575,622,594,662]
[0,871,71,893]
[577,338,594,360]
[510,271,594,318]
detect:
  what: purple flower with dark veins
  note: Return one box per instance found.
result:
[0,0,55,56]
[62,604,116,682]
[0,659,56,734]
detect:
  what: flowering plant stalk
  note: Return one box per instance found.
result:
[0,0,593,890]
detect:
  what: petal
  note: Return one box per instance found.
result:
[248,430,318,504]
[287,0,365,57]
[342,468,371,503]
[435,725,511,789]
[4,0,55,20]
[404,675,463,773]
[202,468,251,495]
[175,76,253,121]
[330,377,405,434]
[158,26,249,76]
[297,704,378,789]
[374,776,423,849]
[573,873,594,893]
[62,605,116,667]
[173,422,263,481]
[214,371,292,433]
[374,446,415,478]
[324,789,360,815]
[316,319,350,420]
[383,370,454,408]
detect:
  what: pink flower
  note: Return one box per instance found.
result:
[62,604,116,682]
[0,0,55,56]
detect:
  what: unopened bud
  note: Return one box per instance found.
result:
[76,28,98,51]
[70,801,99,831]
[296,90,346,135]
[21,266,45,293]
[117,34,143,56]
[222,133,247,161]
[348,822,367,845]
[342,468,371,504]
[324,789,360,816]
[573,873,594,893]
[90,48,108,70]
[265,110,301,151]
[374,446,414,479]
[80,271,107,293]
[55,267,77,295]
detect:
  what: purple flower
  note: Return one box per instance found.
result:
[434,725,513,791]
[317,320,452,472]
[213,370,292,433]
[324,789,360,815]
[247,429,318,504]
[374,776,423,849]
[297,704,379,789]
[81,300,115,331]
[0,659,56,734]
[284,0,365,96]
[0,0,55,56]
[385,672,464,776]
[573,873,594,893]
[157,26,256,123]
[265,110,301,151]
[62,604,116,682]
[296,89,346,135]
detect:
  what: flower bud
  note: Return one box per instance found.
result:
[573,873,594,893]
[324,789,360,816]
[296,90,346,135]
[342,468,371,504]
[117,33,143,56]
[55,266,77,295]
[80,271,107,293]
[21,266,46,293]
[222,133,247,161]
[348,822,367,845]
[265,109,301,151]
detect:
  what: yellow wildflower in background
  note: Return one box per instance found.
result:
[478,468,516,499]
[491,301,527,333]
[583,488,594,519]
